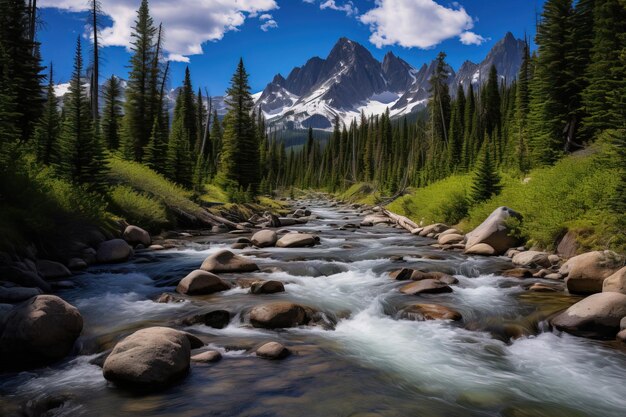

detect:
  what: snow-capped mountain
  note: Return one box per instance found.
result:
[255,33,526,130]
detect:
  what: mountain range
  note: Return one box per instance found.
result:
[54,33,525,132]
[255,32,525,130]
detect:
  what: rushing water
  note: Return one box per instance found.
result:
[2,200,626,417]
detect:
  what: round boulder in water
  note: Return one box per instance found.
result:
[0,295,83,371]
[249,302,309,328]
[191,350,222,363]
[96,239,133,264]
[103,327,201,389]
[256,341,290,359]
[176,270,231,295]
[123,225,151,247]
[276,233,317,248]
[561,251,624,295]
[250,280,285,294]
[200,250,259,273]
[399,303,462,321]
[251,230,278,248]
[550,292,626,339]
[399,279,453,295]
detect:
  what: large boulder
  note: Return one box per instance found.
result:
[602,266,626,294]
[512,251,551,268]
[0,295,83,370]
[200,250,259,273]
[551,292,626,339]
[36,260,71,279]
[123,225,151,247]
[399,304,462,321]
[399,279,453,295]
[561,251,625,295]
[249,302,309,329]
[251,230,278,248]
[276,233,317,248]
[464,243,496,256]
[96,239,133,264]
[176,270,231,295]
[464,207,521,255]
[103,327,202,389]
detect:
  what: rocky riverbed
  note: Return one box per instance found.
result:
[1,199,626,417]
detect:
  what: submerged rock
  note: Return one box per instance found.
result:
[399,304,462,321]
[399,279,453,295]
[250,280,285,294]
[256,341,290,359]
[176,270,231,295]
[551,292,626,339]
[191,350,222,363]
[103,327,202,389]
[0,295,83,371]
[182,310,231,328]
[200,250,259,273]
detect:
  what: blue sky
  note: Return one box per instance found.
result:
[38,0,545,95]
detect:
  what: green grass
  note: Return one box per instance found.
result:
[199,184,230,204]
[109,185,169,231]
[337,183,380,205]
[385,147,624,253]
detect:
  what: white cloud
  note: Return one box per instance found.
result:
[459,31,487,45]
[260,17,278,32]
[359,0,480,49]
[40,0,278,60]
[303,0,357,16]
[259,14,273,21]
[320,1,358,16]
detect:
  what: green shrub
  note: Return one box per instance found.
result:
[110,185,168,231]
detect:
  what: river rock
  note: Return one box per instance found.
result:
[182,310,231,328]
[438,233,464,245]
[200,250,259,273]
[96,239,133,264]
[176,270,230,295]
[0,266,51,292]
[256,341,290,359]
[512,251,551,268]
[250,280,285,294]
[191,350,222,363]
[68,257,87,270]
[0,286,41,303]
[389,268,414,280]
[560,251,625,295]
[231,243,250,250]
[362,214,393,226]
[464,243,496,256]
[419,223,449,237]
[276,233,317,248]
[502,268,533,278]
[556,230,579,258]
[464,206,522,255]
[36,260,71,279]
[103,327,201,389]
[251,230,278,248]
[602,266,626,294]
[0,295,83,370]
[249,302,309,328]
[399,279,453,295]
[123,225,151,247]
[550,292,626,339]
[399,303,462,321]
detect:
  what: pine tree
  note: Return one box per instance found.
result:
[122,0,156,161]
[582,0,626,135]
[471,140,501,203]
[34,64,60,165]
[180,66,197,150]
[0,42,20,163]
[0,0,44,142]
[101,75,122,150]
[56,37,108,190]
[483,65,501,139]
[165,93,193,187]
[516,37,532,173]
[218,59,259,193]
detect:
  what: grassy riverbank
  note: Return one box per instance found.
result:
[341,144,625,254]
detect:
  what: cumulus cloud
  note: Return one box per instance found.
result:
[40,0,278,60]
[459,31,487,45]
[359,0,480,49]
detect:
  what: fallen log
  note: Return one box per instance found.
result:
[382,208,419,233]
